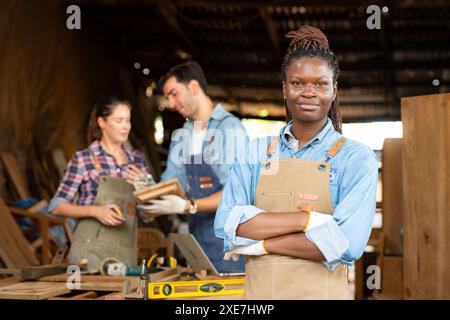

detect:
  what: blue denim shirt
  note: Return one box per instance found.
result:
[214,118,378,271]
[160,104,249,194]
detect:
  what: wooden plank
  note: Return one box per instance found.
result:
[21,264,68,280]
[0,281,70,300]
[38,274,136,292]
[149,268,179,282]
[402,93,450,299]
[0,197,39,267]
[101,292,125,300]
[133,178,186,202]
[0,153,30,199]
[382,138,403,255]
[381,256,404,298]
[0,276,21,288]
[0,264,67,280]
[39,274,134,283]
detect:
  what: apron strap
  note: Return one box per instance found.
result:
[265,136,346,165]
[325,137,347,162]
[89,149,103,174]
[266,137,279,157]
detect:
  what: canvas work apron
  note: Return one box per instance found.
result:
[186,153,245,273]
[244,136,352,300]
[67,151,137,271]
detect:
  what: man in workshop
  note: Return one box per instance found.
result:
[142,61,247,273]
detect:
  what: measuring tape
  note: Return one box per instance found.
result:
[148,278,245,299]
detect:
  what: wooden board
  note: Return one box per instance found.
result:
[134,178,186,203]
[0,281,71,300]
[381,256,404,298]
[0,197,39,267]
[0,277,21,288]
[0,153,30,199]
[402,93,450,299]
[38,274,137,292]
[382,138,403,255]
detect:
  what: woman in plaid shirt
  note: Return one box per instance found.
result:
[49,97,151,226]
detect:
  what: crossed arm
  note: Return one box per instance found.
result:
[236,212,325,261]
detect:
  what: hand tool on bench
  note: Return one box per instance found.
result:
[147,278,245,299]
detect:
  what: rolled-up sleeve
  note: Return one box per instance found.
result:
[214,138,268,251]
[48,154,85,213]
[305,146,378,271]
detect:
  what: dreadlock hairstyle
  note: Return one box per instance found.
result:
[281,26,342,133]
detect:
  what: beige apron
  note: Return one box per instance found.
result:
[244,136,352,300]
[68,152,137,271]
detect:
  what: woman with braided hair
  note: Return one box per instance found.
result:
[215,26,378,299]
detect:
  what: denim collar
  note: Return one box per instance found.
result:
[280,117,334,150]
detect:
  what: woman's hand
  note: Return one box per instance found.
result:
[124,164,145,185]
[90,204,126,226]
[125,164,156,191]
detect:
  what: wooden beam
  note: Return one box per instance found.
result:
[158,3,197,55]
[258,6,280,53]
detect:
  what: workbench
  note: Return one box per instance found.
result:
[0,269,244,300]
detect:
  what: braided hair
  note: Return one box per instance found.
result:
[281,26,342,133]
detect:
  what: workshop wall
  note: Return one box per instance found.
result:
[0,1,121,199]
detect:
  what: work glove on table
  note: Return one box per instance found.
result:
[223,241,268,261]
[137,195,187,215]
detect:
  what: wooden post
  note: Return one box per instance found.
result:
[382,138,403,255]
[402,93,450,299]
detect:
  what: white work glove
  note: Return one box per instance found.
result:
[137,195,187,214]
[304,211,334,232]
[223,241,268,261]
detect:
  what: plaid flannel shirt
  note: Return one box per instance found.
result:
[48,140,150,212]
